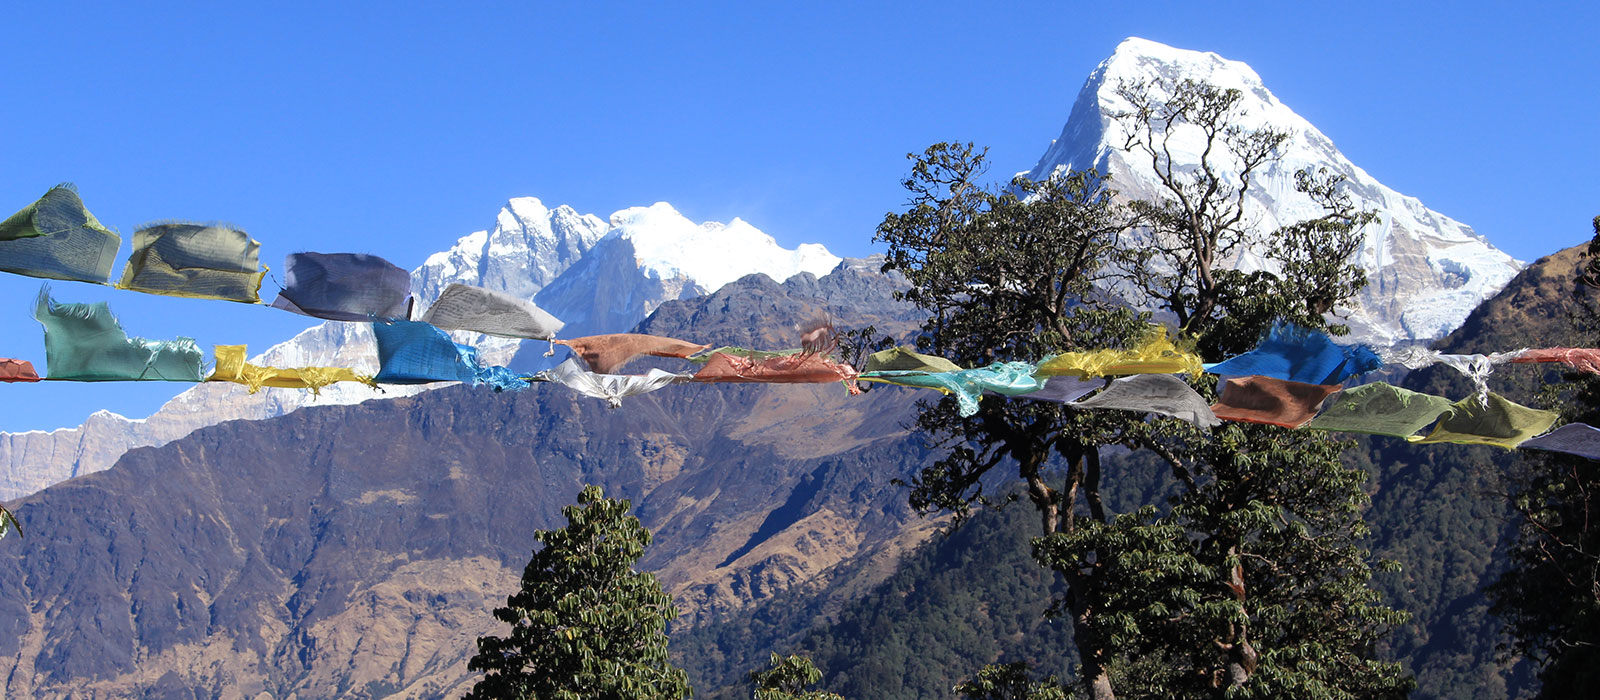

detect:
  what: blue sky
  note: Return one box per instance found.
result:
[1,2,1595,432]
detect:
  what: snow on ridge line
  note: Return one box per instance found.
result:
[604,202,841,292]
[1022,36,1522,344]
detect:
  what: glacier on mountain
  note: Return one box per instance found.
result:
[1022,37,1522,344]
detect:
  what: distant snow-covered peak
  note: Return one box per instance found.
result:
[604,202,840,292]
[414,196,607,304]
[1023,36,1522,344]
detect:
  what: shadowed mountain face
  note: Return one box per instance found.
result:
[0,264,947,699]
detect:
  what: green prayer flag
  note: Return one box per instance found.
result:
[863,346,962,374]
[33,286,203,382]
[1303,382,1454,438]
[0,185,120,284]
[1410,392,1559,449]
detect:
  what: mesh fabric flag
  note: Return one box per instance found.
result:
[0,358,41,383]
[0,185,120,284]
[859,362,1040,417]
[863,346,962,374]
[1210,376,1340,428]
[1205,322,1381,385]
[208,344,375,395]
[1302,382,1454,438]
[544,358,688,409]
[372,320,529,391]
[1411,392,1559,449]
[1519,423,1600,461]
[558,333,710,374]
[1035,326,1202,378]
[1072,374,1220,429]
[270,252,413,322]
[1510,348,1600,375]
[34,287,203,381]
[420,283,564,340]
[117,222,266,303]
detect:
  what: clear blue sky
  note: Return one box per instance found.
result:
[1,2,1595,432]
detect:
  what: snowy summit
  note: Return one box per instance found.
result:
[1023,37,1522,344]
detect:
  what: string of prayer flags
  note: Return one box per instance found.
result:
[1205,322,1382,385]
[558,333,710,374]
[1302,382,1454,438]
[1410,393,1559,449]
[1211,376,1341,429]
[0,359,41,383]
[117,223,266,303]
[862,346,963,374]
[1509,347,1600,375]
[33,287,203,382]
[1035,326,1202,379]
[372,320,529,391]
[1073,374,1221,429]
[1519,423,1600,461]
[543,358,688,409]
[859,362,1039,416]
[270,252,413,322]
[420,283,564,340]
[208,344,375,395]
[0,185,120,284]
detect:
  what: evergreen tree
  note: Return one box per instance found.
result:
[465,484,692,700]
[1490,215,1600,697]
[876,76,1411,699]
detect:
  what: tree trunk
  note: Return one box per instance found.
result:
[1064,578,1117,700]
[1221,548,1257,690]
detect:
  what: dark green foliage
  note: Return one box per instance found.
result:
[1490,215,1600,697]
[465,484,692,700]
[751,653,846,700]
[873,75,1411,699]
[954,662,1067,700]
[876,141,1150,697]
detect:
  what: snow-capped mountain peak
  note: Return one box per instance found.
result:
[604,202,841,291]
[531,202,839,337]
[1024,37,1522,344]
[414,196,608,304]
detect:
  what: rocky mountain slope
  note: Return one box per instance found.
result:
[0,199,836,501]
[1024,37,1522,344]
[0,262,934,699]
